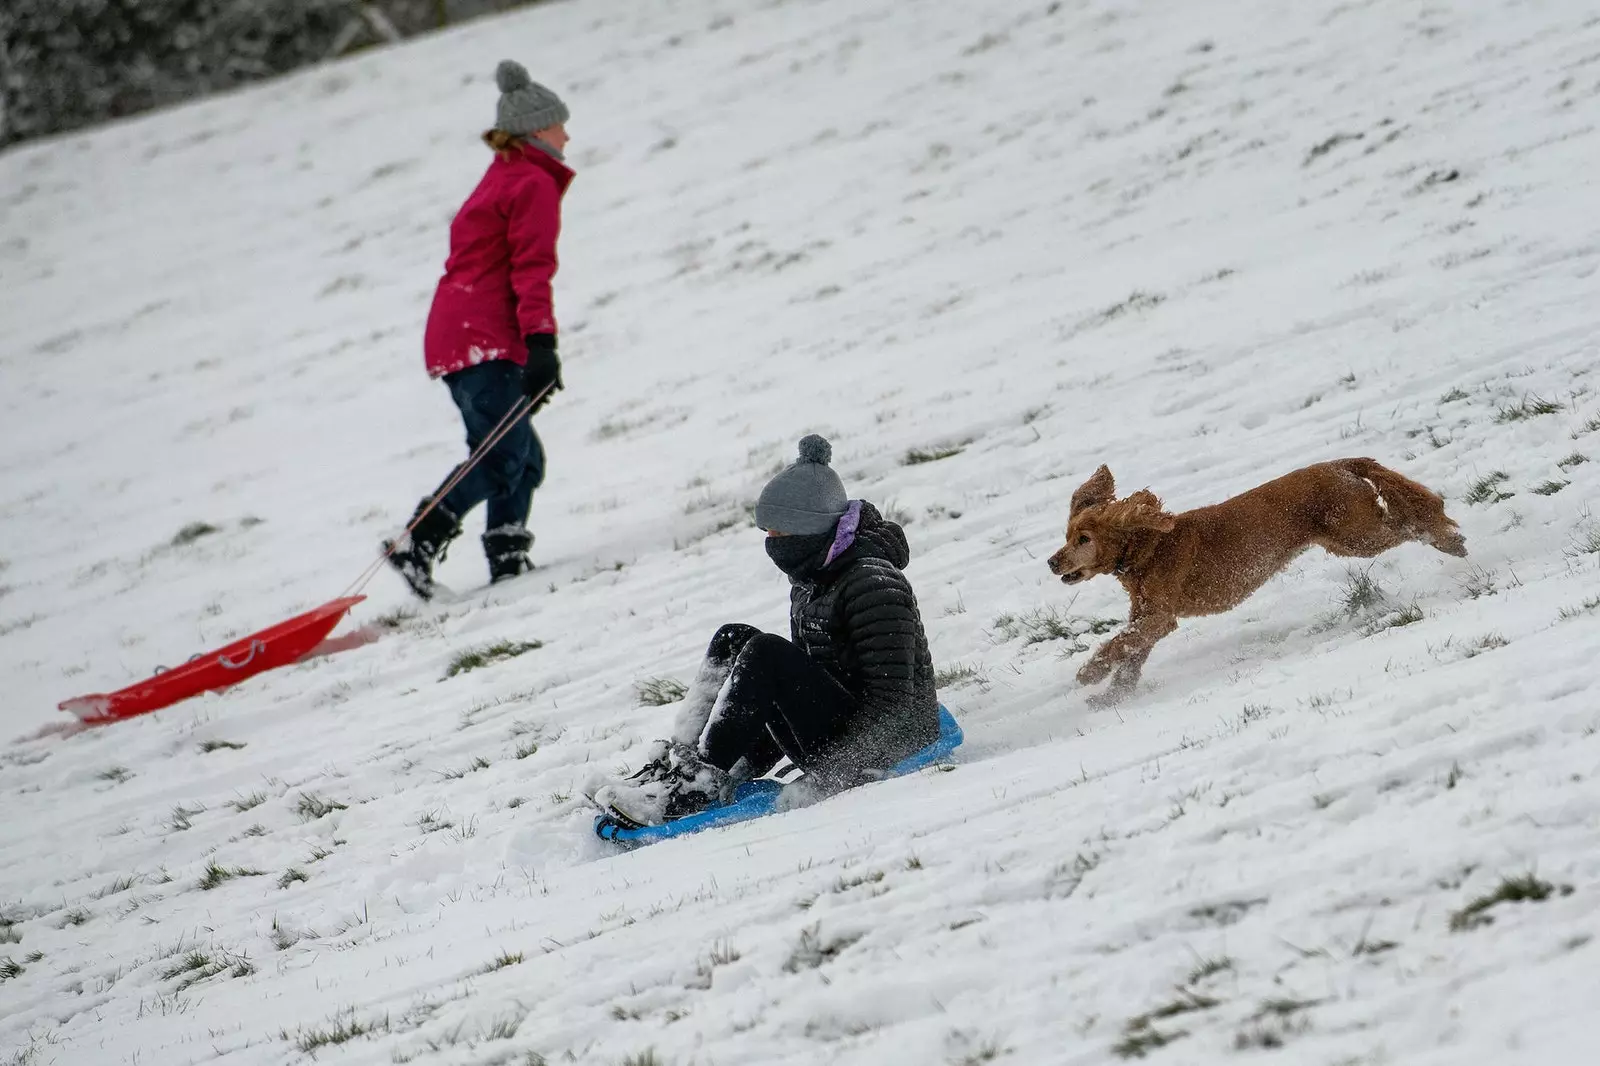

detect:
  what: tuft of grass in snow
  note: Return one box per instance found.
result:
[0,957,23,981]
[782,925,863,972]
[1439,386,1470,403]
[990,608,1121,647]
[1366,599,1423,634]
[1566,527,1600,557]
[285,1011,391,1053]
[635,677,688,706]
[168,804,204,832]
[277,868,308,889]
[171,521,220,546]
[295,793,347,821]
[417,811,454,834]
[481,950,524,974]
[1493,394,1563,423]
[1531,478,1569,495]
[59,908,91,927]
[97,766,133,784]
[1458,565,1500,600]
[228,791,267,813]
[197,863,265,891]
[1186,955,1234,985]
[0,922,19,945]
[438,756,490,779]
[198,739,246,753]
[1558,451,1589,469]
[1449,873,1573,931]
[444,639,542,678]
[904,441,971,465]
[1463,470,1513,504]
[373,607,416,630]
[515,738,539,759]
[1558,595,1600,621]
[618,1050,665,1066]
[1340,566,1386,615]
[1463,632,1508,657]
[934,662,989,690]
[93,875,138,899]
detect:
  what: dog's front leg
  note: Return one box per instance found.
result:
[1082,612,1177,706]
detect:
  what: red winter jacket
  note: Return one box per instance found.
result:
[423,143,574,378]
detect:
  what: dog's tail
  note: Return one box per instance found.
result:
[1339,458,1467,557]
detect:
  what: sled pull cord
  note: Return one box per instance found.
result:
[340,383,554,598]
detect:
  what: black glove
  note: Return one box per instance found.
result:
[521,334,563,408]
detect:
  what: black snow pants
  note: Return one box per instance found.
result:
[693,623,859,780]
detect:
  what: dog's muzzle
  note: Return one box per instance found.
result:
[1058,570,1085,585]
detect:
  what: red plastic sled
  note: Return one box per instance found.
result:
[59,596,366,725]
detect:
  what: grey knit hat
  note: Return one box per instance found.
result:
[494,60,569,137]
[755,435,850,535]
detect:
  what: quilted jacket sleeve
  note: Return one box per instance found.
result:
[836,560,923,718]
[505,170,562,337]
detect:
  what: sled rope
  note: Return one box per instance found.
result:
[341,384,552,598]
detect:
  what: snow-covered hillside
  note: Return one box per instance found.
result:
[4,0,1600,1062]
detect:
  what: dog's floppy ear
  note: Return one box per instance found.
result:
[1071,465,1116,515]
[1117,489,1177,532]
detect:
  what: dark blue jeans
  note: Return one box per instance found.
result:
[434,361,545,531]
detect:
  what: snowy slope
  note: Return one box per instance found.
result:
[4,0,1600,1062]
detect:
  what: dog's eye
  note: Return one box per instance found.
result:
[1077,534,1091,546]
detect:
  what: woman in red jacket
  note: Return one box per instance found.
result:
[386,60,573,598]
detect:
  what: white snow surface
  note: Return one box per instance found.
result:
[4,0,1600,1062]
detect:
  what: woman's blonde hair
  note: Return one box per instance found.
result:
[483,129,525,160]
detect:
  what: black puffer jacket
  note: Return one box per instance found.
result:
[788,502,941,768]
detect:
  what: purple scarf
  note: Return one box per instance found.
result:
[824,500,864,566]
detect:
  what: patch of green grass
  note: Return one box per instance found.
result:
[277,868,309,889]
[1439,386,1470,403]
[904,441,971,465]
[417,810,455,834]
[1567,527,1600,557]
[444,640,543,678]
[1494,394,1564,423]
[168,804,204,832]
[1450,873,1574,932]
[1532,479,1569,496]
[286,1011,390,1053]
[634,677,688,706]
[1463,470,1513,505]
[934,662,988,690]
[1462,632,1508,658]
[171,521,221,546]
[782,925,863,972]
[295,793,347,821]
[197,863,265,890]
[1340,566,1386,615]
[229,791,267,813]
[1558,596,1600,621]
[990,607,1121,647]
[481,950,525,974]
[439,756,490,780]
[1185,955,1234,985]
[198,739,246,753]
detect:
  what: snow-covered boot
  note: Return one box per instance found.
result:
[591,740,732,828]
[383,499,462,600]
[483,526,535,584]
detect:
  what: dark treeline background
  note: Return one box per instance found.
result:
[0,0,548,149]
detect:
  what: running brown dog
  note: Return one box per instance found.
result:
[1047,458,1467,706]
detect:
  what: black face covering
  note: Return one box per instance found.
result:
[764,532,833,576]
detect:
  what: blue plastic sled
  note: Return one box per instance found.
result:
[594,705,964,845]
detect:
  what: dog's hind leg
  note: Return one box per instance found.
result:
[1338,459,1467,558]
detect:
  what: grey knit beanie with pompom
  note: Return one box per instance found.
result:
[755,435,850,535]
[494,60,569,137]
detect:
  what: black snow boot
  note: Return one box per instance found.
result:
[483,526,535,585]
[383,499,462,600]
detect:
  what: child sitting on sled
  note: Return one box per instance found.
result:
[592,435,943,827]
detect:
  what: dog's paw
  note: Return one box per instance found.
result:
[1076,658,1113,685]
[1084,688,1128,709]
